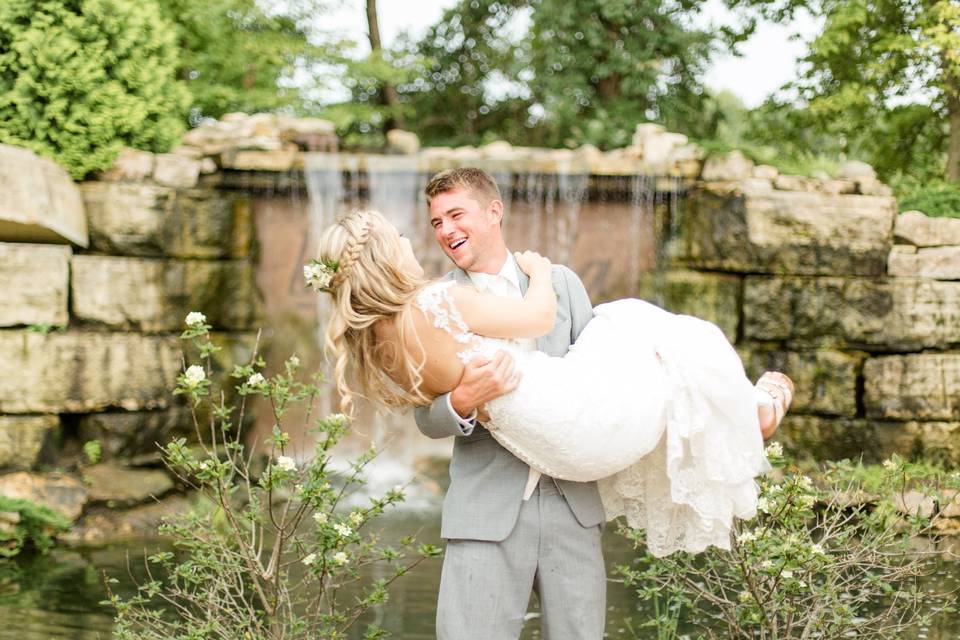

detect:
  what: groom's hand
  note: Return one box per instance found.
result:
[450,351,521,422]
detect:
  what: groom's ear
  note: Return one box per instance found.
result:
[487,199,504,227]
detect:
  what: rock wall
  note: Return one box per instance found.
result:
[0,143,263,543]
[644,156,960,466]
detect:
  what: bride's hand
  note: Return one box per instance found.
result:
[515,250,551,278]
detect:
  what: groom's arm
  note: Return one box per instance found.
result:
[414,351,520,439]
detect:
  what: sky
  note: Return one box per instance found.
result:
[321,0,822,108]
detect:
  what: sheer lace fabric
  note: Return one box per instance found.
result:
[415,281,770,557]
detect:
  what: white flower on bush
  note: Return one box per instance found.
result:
[738,590,752,603]
[759,560,775,570]
[185,311,206,327]
[302,553,318,566]
[333,522,353,538]
[736,530,757,544]
[782,569,794,579]
[757,497,771,513]
[184,365,206,388]
[275,456,297,473]
[247,372,266,387]
[765,442,783,457]
[313,512,328,525]
[883,459,897,471]
[348,512,363,527]
[810,543,826,556]
[331,551,349,566]
[328,413,348,426]
[288,355,300,368]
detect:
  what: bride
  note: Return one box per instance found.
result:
[306,209,794,557]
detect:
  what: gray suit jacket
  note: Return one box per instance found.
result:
[414,261,606,541]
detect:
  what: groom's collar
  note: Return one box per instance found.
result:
[452,250,528,294]
[467,252,521,291]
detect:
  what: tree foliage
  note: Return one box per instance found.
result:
[0,0,189,179]
[396,0,717,149]
[155,0,340,123]
[725,0,960,182]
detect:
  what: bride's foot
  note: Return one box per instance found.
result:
[756,372,794,439]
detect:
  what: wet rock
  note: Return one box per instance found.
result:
[71,255,263,331]
[97,147,155,182]
[386,129,421,155]
[82,463,174,506]
[739,348,862,417]
[0,415,59,471]
[894,210,960,247]
[864,354,960,421]
[0,331,180,413]
[887,245,960,279]
[700,150,754,181]
[153,153,200,189]
[0,472,88,521]
[777,415,918,464]
[743,276,960,350]
[63,493,193,545]
[669,185,897,276]
[637,270,741,342]
[81,183,252,259]
[0,243,70,327]
[0,144,88,247]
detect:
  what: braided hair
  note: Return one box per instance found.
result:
[315,210,431,415]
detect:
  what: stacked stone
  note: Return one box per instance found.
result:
[643,153,960,470]
[0,144,263,541]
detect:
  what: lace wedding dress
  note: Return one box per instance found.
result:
[416,281,770,557]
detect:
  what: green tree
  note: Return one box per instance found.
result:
[726,0,960,182]
[156,0,340,122]
[399,0,716,149]
[0,0,189,179]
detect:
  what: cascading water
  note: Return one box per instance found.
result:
[299,152,684,504]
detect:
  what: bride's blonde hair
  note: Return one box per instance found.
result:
[316,210,430,415]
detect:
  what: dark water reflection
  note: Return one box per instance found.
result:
[0,511,957,639]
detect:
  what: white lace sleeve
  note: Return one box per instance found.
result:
[414,282,484,364]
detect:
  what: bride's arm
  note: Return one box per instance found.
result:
[450,251,556,339]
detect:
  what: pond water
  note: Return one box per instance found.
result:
[0,510,958,639]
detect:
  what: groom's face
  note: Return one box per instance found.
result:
[429,188,504,273]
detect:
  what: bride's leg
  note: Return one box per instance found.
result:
[756,372,794,439]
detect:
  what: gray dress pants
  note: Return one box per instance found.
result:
[436,476,606,639]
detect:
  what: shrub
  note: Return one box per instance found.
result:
[897,181,960,219]
[0,0,189,179]
[106,314,438,639]
[0,496,71,558]
[617,447,959,639]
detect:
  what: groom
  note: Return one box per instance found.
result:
[415,168,607,639]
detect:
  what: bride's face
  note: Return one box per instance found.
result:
[392,224,424,278]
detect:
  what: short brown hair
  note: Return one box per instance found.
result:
[424,167,502,205]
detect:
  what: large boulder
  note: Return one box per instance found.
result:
[0,144,88,247]
[80,183,252,259]
[82,463,174,506]
[637,269,741,342]
[71,255,263,331]
[894,210,960,247]
[0,472,88,521]
[668,184,897,276]
[77,408,192,460]
[0,415,59,471]
[864,354,960,420]
[739,348,862,417]
[743,276,960,350]
[700,150,754,182]
[0,331,180,413]
[887,245,960,279]
[0,243,70,327]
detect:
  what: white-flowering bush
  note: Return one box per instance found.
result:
[107,316,439,639]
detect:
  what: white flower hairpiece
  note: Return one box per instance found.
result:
[304,259,339,292]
